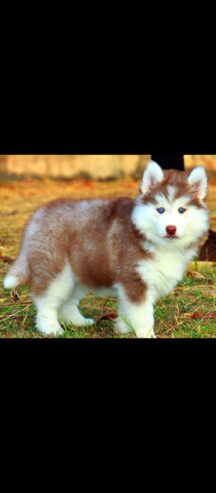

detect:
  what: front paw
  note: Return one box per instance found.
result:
[113,317,132,335]
[135,327,156,339]
[36,319,64,336]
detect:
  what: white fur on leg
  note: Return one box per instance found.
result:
[116,284,156,338]
[60,301,94,327]
[36,309,64,335]
[34,262,75,335]
[113,317,132,335]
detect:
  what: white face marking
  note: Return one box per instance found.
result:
[132,191,209,248]
[167,185,176,202]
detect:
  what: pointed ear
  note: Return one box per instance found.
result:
[187,166,208,200]
[140,160,164,194]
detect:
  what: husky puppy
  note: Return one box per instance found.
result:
[4,161,209,338]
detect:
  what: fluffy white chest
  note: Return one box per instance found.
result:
[137,248,192,300]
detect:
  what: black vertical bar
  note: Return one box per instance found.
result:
[151,155,185,171]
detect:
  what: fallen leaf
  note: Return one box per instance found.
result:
[10,290,20,303]
[186,271,207,280]
[96,312,118,324]
[0,255,14,264]
[191,312,216,319]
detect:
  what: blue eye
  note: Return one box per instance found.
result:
[178,207,186,214]
[156,207,165,214]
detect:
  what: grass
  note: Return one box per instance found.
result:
[0,177,216,338]
[0,263,215,338]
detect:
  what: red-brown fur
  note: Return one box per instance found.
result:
[23,197,151,302]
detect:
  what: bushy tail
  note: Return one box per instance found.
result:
[3,252,29,289]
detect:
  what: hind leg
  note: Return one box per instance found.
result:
[60,301,95,326]
[35,298,64,335]
[59,285,95,327]
[33,264,75,335]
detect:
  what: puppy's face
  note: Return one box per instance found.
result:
[132,161,209,246]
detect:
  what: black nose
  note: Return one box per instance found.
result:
[166,225,177,236]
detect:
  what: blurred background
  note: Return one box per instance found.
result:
[0,155,216,180]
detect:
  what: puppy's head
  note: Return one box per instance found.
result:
[132,160,209,247]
